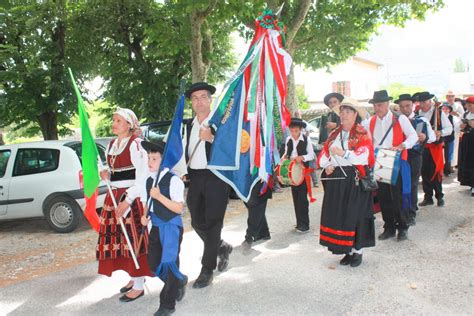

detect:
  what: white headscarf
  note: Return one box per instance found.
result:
[113,107,141,136]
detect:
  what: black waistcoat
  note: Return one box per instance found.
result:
[286,135,310,167]
[146,172,178,222]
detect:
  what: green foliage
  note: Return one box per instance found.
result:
[296,85,309,110]
[453,58,468,73]
[0,2,96,140]
[382,82,426,99]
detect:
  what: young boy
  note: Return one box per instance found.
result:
[282,117,315,232]
[140,140,187,316]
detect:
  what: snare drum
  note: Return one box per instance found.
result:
[374,149,401,185]
[275,159,305,186]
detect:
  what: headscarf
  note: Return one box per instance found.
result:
[113,107,141,136]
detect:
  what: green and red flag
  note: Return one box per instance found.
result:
[68,68,100,232]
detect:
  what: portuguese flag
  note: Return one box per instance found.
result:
[68,68,100,232]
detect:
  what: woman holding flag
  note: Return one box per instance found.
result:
[97,107,152,302]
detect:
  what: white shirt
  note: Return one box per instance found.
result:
[362,111,418,149]
[283,134,315,162]
[319,129,369,168]
[418,106,453,137]
[147,168,185,205]
[106,136,148,203]
[455,111,474,133]
[448,102,465,117]
[407,112,436,144]
[187,117,210,169]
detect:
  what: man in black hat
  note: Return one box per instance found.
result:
[397,94,435,226]
[282,117,315,232]
[363,90,418,241]
[319,93,343,145]
[182,82,233,289]
[415,91,453,207]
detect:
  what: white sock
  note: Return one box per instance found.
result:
[471,187,474,193]
[131,277,145,291]
[352,248,363,255]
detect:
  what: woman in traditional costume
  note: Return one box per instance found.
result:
[457,96,474,196]
[318,98,376,267]
[97,107,152,302]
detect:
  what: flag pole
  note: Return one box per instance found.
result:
[99,160,141,270]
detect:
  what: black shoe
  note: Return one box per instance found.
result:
[437,198,445,207]
[339,254,353,266]
[119,290,144,302]
[192,269,213,289]
[418,199,434,207]
[295,226,310,233]
[378,229,396,240]
[350,253,363,267]
[176,275,188,302]
[154,307,176,316]
[254,234,271,242]
[217,241,233,272]
[119,284,133,294]
[397,230,408,241]
[407,216,416,227]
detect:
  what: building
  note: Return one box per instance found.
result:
[295,56,383,109]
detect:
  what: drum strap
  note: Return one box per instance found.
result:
[378,116,397,146]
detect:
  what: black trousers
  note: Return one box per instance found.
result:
[291,182,309,229]
[187,169,230,271]
[421,150,444,200]
[147,226,183,310]
[408,150,423,217]
[244,182,271,241]
[377,175,408,231]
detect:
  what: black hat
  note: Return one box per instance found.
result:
[415,91,434,102]
[394,93,413,104]
[323,92,344,106]
[141,140,165,154]
[289,117,306,128]
[369,90,392,104]
[455,97,466,106]
[185,82,216,99]
[442,103,453,112]
[412,92,422,101]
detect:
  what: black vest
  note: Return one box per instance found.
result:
[286,135,310,167]
[443,114,455,142]
[185,119,213,168]
[146,172,178,222]
[424,107,444,145]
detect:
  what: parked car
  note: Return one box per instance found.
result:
[0,140,108,233]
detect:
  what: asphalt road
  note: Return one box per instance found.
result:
[0,176,472,315]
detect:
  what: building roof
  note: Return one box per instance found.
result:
[353,56,383,68]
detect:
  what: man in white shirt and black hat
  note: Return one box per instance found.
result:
[183,82,233,289]
[415,91,453,207]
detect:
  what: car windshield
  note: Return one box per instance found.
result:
[0,150,11,178]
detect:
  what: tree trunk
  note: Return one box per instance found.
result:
[286,64,297,115]
[37,111,59,140]
[189,13,209,82]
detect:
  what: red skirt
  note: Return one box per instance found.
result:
[96,187,153,277]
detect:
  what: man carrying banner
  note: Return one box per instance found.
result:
[416,92,453,207]
[183,82,233,289]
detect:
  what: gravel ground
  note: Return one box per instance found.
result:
[0,174,472,315]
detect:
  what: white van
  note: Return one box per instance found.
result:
[0,140,107,233]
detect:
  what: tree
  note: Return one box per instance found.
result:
[382,82,426,99]
[453,58,467,73]
[1,2,94,140]
[244,0,444,112]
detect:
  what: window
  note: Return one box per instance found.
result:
[66,142,106,164]
[13,149,60,176]
[0,150,11,178]
[146,124,171,143]
[332,81,351,96]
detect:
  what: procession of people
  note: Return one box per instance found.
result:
[96,83,471,316]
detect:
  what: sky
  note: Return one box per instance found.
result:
[359,0,474,94]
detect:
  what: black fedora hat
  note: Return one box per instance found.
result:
[185,82,216,99]
[412,92,422,101]
[289,117,306,128]
[369,90,392,104]
[394,93,413,104]
[415,91,434,102]
[141,140,165,154]
[323,92,344,106]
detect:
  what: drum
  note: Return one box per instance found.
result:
[374,149,401,185]
[275,159,305,186]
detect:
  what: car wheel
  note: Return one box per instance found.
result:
[44,195,81,233]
